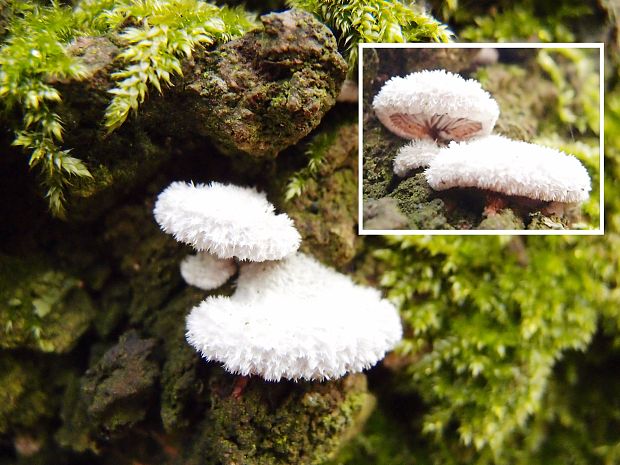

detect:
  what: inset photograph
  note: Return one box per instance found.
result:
[360,44,603,234]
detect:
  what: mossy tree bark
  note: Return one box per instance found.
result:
[0,9,367,465]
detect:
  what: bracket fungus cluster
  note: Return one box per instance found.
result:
[372,69,592,218]
[154,182,402,381]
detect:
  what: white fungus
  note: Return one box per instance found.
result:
[153,181,301,261]
[185,252,403,382]
[425,135,592,203]
[393,139,441,176]
[180,252,237,291]
[372,69,500,142]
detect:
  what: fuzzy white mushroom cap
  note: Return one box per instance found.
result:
[186,252,403,381]
[394,139,441,176]
[425,135,592,203]
[373,70,500,141]
[153,182,301,261]
[180,252,236,291]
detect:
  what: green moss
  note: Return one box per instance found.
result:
[289,0,452,76]
[328,408,418,465]
[186,372,374,465]
[61,126,172,220]
[285,127,339,201]
[150,288,211,432]
[475,49,600,145]
[0,255,95,353]
[102,205,186,324]
[389,175,430,209]
[459,1,591,42]
[56,374,96,453]
[374,234,611,460]
[362,123,401,201]
[85,334,158,430]
[473,63,553,140]
[0,354,50,434]
[0,0,255,216]
[518,339,620,465]
[283,122,359,267]
[535,49,600,137]
[0,2,94,218]
[57,331,160,452]
[527,212,568,230]
[102,0,257,133]
[478,209,525,230]
[92,282,129,338]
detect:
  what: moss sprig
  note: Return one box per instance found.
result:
[287,0,452,76]
[536,48,600,137]
[102,0,257,132]
[0,2,93,218]
[0,0,256,217]
[375,235,610,459]
[285,130,337,201]
[459,2,591,42]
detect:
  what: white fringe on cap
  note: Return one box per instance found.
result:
[185,252,403,382]
[425,135,592,203]
[153,182,301,261]
[180,252,236,291]
[394,139,441,176]
[373,70,499,141]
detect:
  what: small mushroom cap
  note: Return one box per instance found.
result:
[180,252,237,291]
[185,253,403,381]
[394,139,441,176]
[425,135,592,203]
[153,182,301,261]
[372,70,499,141]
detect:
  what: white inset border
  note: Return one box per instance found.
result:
[358,42,604,236]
